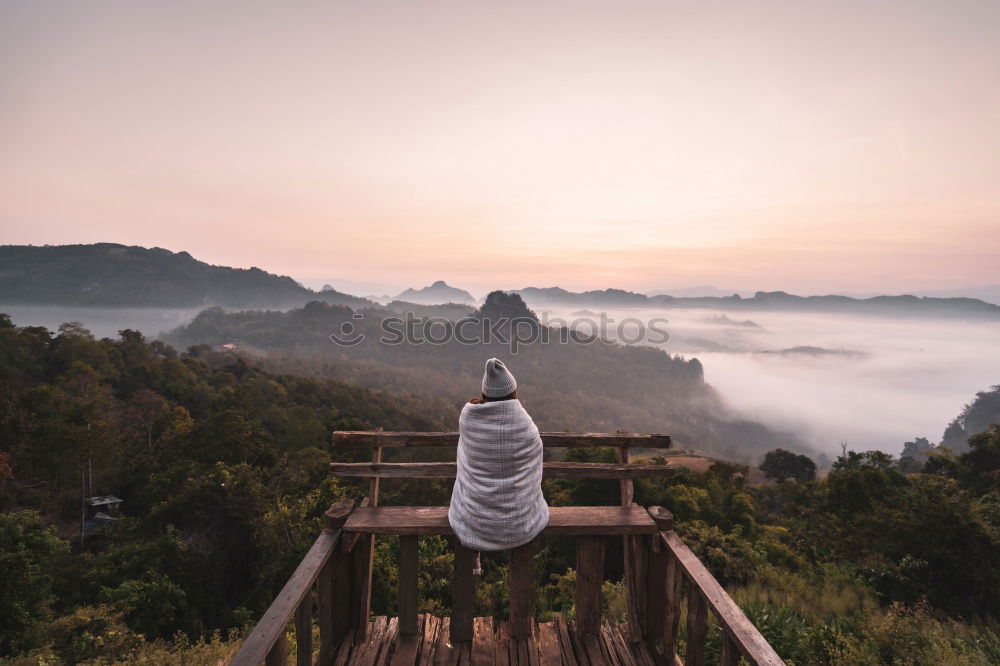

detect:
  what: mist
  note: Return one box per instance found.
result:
[0,305,203,339]
[533,304,1000,457]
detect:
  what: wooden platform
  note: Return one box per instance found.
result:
[332,614,658,666]
[343,506,658,536]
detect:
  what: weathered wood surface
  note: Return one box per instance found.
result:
[294,591,312,666]
[352,534,375,642]
[265,633,287,666]
[329,462,676,480]
[231,528,341,666]
[575,536,606,636]
[661,530,784,666]
[318,557,337,665]
[343,506,657,536]
[684,590,708,666]
[509,540,536,639]
[333,431,671,449]
[325,613,664,666]
[397,536,419,635]
[472,616,496,666]
[452,540,476,642]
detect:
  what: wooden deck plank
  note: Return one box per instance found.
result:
[581,635,606,666]
[419,615,441,666]
[332,630,354,666]
[375,618,398,666]
[473,617,496,666]
[496,621,511,666]
[537,622,562,666]
[554,616,578,666]
[389,617,422,666]
[567,621,590,666]
[344,507,656,536]
[325,617,692,666]
[435,617,459,666]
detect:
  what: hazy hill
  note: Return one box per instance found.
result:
[514,286,1000,319]
[648,285,747,298]
[0,244,373,309]
[164,292,808,461]
[395,280,475,305]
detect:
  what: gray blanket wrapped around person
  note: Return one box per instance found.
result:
[448,359,549,552]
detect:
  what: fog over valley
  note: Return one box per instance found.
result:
[533,304,1000,456]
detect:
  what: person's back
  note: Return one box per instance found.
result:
[447,358,549,552]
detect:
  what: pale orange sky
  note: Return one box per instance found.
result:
[1,0,999,294]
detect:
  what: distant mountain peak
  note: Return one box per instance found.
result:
[477,290,538,322]
[394,281,475,305]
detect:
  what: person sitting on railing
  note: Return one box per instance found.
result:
[448,358,550,572]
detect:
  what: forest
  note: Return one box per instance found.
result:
[2,315,1000,664]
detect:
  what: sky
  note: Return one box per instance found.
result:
[2,0,999,295]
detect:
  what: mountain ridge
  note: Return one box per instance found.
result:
[0,243,374,309]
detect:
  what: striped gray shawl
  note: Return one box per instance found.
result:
[447,399,549,551]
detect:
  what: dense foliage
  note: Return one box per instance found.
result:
[1,314,998,664]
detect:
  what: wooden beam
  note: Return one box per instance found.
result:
[352,534,374,642]
[509,540,536,639]
[720,634,740,666]
[317,499,356,666]
[265,632,287,666]
[232,529,340,666]
[316,558,336,666]
[685,591,708,666]
[644,535,668,650]
[451,540,476,642]
[329,462,676,479]
[294,591,312,666]
[575,536,605,636]
[343,506,658,536]
[662,554,683,663]
[397,536,419,635]
[617,445,641,643]
[660,531,784,666]
[332,431,671,449]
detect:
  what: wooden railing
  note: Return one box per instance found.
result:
[231,432,784,666]
[233,500,357,666]
[646,508,783,666]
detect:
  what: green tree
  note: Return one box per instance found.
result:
[0,511,69,656]
[760,448,817,483]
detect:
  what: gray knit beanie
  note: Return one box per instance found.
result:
[482,357,517,398]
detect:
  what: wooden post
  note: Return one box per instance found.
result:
[348,445,382,643]
[451,539,476,642]
[265,632,288,666]
[352,532,374,642]
[663,554,683,662]
[295,592,313,666]
[398,535,419,635]
[644,508,672,663]
[317,559,337,666]
[646,506,680,663]
[685,589,708,666]
[617,443,642,642]
[720,633,740,666]
[319,500,356,664]
[575,536,605,636]
[509,540,536,639]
